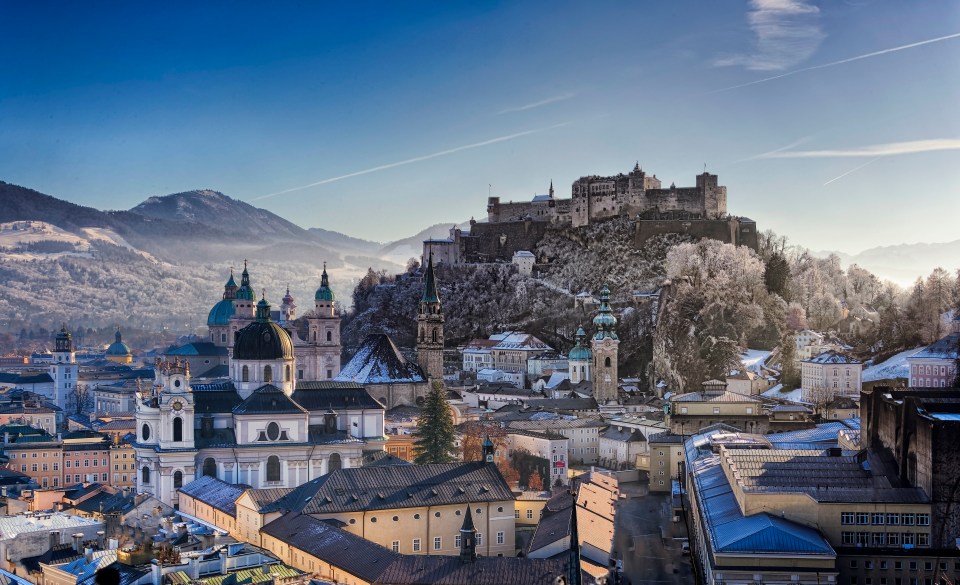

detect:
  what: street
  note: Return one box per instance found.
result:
[614,479,694,585]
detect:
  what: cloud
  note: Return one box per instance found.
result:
[498,93,576,114]
[736,136,813,163]
[253,122,570,201]
[757,138,960,159]
[710,31,960,93]
[714,0,824,72]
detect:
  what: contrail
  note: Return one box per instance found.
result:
[709,31,960,94]
[499,93,575,114]
[254,122,570,200]
[823,157,880,186]
[758,138,960,159]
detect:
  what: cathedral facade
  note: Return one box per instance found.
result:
[136,264,383,507]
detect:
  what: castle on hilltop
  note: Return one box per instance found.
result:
[487,163,728,227]
[423,164,756,266]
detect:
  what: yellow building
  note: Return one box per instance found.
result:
[109,438,136,489]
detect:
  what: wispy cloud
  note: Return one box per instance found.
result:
[714,0,824,72]
[498,93,575,114]
[253,122,570,201]
[710,31,960,94]
[756,138,960,159]
[823,157,880,186]
[736,136,813,163]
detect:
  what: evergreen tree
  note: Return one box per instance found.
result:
[764,253,791,299]
[413,381,457,464]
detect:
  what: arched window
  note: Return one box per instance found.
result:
[605,357,611,367]
[242,365,249,382]
[264,365,272,383]
[285,365,291,382]
[202,458,217,478]
[432,329,438,343]
[142,466,150,484]
[141,424,151,441]
[328,453,342,472]
[313,331,317,342]
[173,417,183,442]
[326,330,332,342]
[267,456,281,482]
[173,470,183,489]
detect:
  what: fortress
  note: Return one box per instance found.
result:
[423,164,757,265]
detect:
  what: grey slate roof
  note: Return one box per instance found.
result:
[243,488,294,512]
[374,555,571,585]
[233,384,308,415]
[267,462,513,515]
[335,334,427,385]
[291,384,383,410]
[600,427,646,443]
[193,388,243,414]
[261,513,399,583]
[804,351,862,365]
[178,476,249,515]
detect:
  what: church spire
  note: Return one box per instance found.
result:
[420,254,441,308]
[417,254,445,381]
[459,505,477,563]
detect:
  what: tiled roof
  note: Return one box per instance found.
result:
[527,501,572,553]
[261,513,399,583]
[291,385,383,411]
[233,384,307,415]
[335,334,426,385]
[600,427,646,443]
[194,389,243,414]
[267,462,513,515]
[178,476,248,515]
[375,555,571,585]
[672,390,761,403]
[242,488,294,511]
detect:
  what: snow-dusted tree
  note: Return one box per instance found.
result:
[786,303,808,331]
[808,292,842,330]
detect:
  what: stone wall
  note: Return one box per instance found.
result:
[464,220,551,263]
[635,216,757,250]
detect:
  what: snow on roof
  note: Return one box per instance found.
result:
[863,347,919,382]
[0,512,101,539]
[761,384,805,404]
[740,349,771,373]
[491,332,551,351]
[544,372,569,389]
[531,194,552,202]
[908,332,960,361]
[805,351,861,365]
[335,334,426,385]
[512,250,535,257]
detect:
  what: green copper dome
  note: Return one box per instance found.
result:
[235,261,255,301]
[569,327,592,361]
[207,299,236,326]
[315,265,335,301]
[105,329,132,356]
[592,285,619,341]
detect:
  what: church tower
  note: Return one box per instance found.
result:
[417,255,444,382]
[305,264,342,380]
[591,285,619,403]
[568,327,592,384]
[208,270,238,347]
[280,287,296,322]
[50,325,78,412]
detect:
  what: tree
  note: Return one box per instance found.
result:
[764,253,791,299]
[780,332,800,388]
[528,469,544,491]
[459,421,519,485]
[70,383,93,416]
[412,381,457,464]
[785,302,808,331]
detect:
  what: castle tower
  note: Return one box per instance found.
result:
[568,327,592,384]
[459,505,477,564]
[208,270,238,347]
[50,325,78,412]
[305,263,342,380]
[417,255,445,382]
[591,285,619,403]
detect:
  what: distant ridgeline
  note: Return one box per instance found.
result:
[423,164,758,264]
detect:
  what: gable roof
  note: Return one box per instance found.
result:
[178,476,248,515]
[233,384,307,415]
[268,462,513,515]
[335,334,426,385]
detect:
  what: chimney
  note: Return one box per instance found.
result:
[151,560,162,585]
[189,556,200,580]
[218,549,228,575]
[49,531,61,549]
[72,532,83,552]
[84,546,93,562]
[97,530,106,549]
[3,432,8,444]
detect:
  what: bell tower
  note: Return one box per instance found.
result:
[417,255,445,381]
[306,263,341,380]
[591,285,620,403]
[50,325,78,412]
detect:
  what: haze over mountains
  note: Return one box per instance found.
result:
[0,179,953,333]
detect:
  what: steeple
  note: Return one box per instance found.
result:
[236,260,254,301]
[417,254,445,381]
[592,285,618,341]
[459,505,477,563]
[55,325,74,354]
[549,179,554,198]
[224,269,238,300]
[591,284,620,403]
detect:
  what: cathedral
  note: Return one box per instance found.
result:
[135,260,446,506]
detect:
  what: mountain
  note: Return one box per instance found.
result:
[378,222,469,265]
[812,240,960,286]
[307,227,382,255]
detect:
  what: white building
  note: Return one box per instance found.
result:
[512,250,535,276]
[507,429,569,486]
[800,351,863,403]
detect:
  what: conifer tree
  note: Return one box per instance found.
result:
[413,381,457,464]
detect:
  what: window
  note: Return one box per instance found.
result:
[856,512,870,525]
[841,512,856,525]
[326,331,332,342]
[434,537,441,550]
[901,513,915,526]
[713,407,720,414]
[203,458,217,478]
[917,533,929,546]
[65,460,71,468]
[871,532,886,546]
[412,539,421,552]
[916,513,929,526]
[267,456,281,482]
[497,531,505,545]
[872,513,885,525]
[173,470,183,489]
[264,365,272,383]
[886,513,900,525]
[888,533,900,546]
[880,561,887,570]
[267,422,280,441]
[142,467,150,484]
[476,533,482,546]
[455,535,461,548]
[515,510,519,518]
[285,365,291,382]
[527,509,533,519]
[142,424,151,441]
[328,453,342,472]
[902,533,915,546]
[242,365,249,382]
[391,541,399,553]
[173,417,183,442]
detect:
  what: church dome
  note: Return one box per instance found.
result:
[233,297,293,361]
[315,265,335,302]
[106,330,132,356]
[569,327,592,361]
[207,299,236,326]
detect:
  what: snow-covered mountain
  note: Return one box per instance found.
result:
[813,240,960,286]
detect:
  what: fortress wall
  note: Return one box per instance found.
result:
[464,221,551,262]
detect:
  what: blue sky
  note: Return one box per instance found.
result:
[1,1,958,251]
